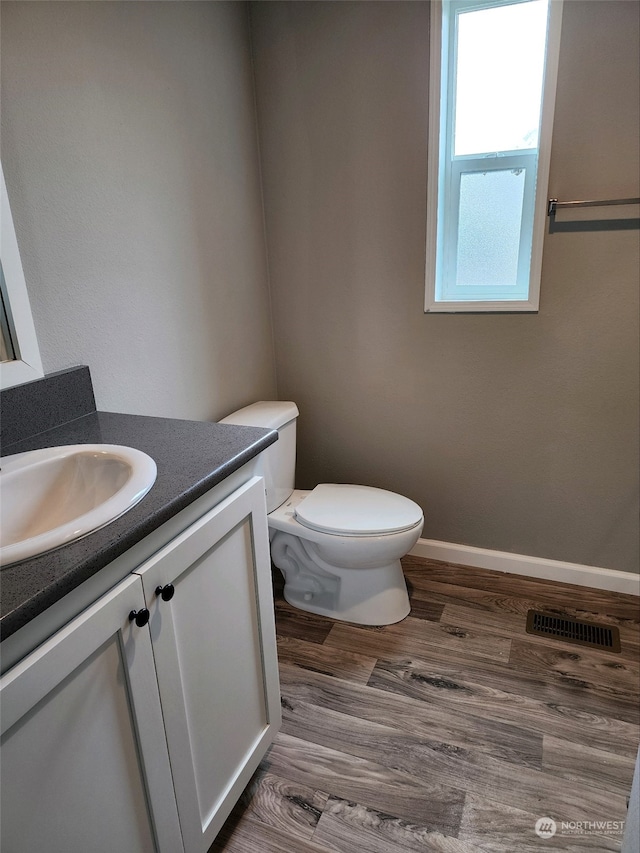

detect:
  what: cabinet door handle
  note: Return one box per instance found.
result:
[155,583,175,602]
[129,608,150,627]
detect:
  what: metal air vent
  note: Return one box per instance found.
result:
[526,610,621,653]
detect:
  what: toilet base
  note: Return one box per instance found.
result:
[270,529,411,625]
[281,568,410,625]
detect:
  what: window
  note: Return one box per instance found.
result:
[425,0,563,312]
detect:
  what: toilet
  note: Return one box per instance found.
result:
[220,402,423,625]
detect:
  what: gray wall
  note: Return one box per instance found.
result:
[2,0,638,573]
[250,0,640,573]
[1,1,276,420]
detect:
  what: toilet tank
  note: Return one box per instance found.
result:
[219,401,299,512]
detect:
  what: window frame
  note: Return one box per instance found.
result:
[0,164,44,389]
[425,0,564,313]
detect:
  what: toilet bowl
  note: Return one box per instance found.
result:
[269,487,422,624]
[219,402,423,625]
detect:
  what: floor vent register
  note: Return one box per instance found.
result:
[526,610,621,653]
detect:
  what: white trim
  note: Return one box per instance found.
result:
[0,163,44,389]
[410,538,640,596]
[424,0,443,302]
[424,298,540,313]
[528,0,563,309]
[424,0,564,314]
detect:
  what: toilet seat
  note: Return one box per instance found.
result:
[294,484,423,536]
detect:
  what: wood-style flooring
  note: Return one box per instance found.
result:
[211,556,640,852]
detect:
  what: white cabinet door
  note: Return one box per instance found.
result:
[0,574,183,853]
[133,476,281,853]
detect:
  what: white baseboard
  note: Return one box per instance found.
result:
[409,538,640,597]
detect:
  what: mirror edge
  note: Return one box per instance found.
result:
[0,162,44,390]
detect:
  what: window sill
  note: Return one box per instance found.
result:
[424,299,539,314]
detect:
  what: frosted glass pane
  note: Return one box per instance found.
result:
[454,0,548,156]
[456,169,525,288]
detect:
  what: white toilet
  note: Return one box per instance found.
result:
[220,402,423,625]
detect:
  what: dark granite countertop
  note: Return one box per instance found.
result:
[0,410,276,641]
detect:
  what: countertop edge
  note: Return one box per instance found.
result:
[1,414,277,644]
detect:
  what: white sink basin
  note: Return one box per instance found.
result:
[0,444,157,567]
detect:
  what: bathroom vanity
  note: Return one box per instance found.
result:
[0,368,281,853]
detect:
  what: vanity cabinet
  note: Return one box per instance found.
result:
[0,573,183,853]
[133,474,281,852]
[0,475,281,853]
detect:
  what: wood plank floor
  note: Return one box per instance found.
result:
[211,556,640,852]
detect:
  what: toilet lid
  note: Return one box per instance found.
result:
[294,484,423,536]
